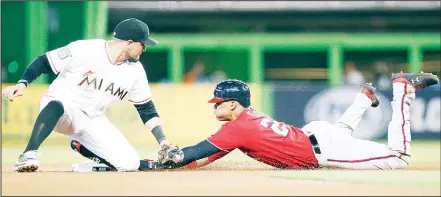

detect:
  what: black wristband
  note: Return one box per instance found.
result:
[134,100,159,124]
[151,126,166,144]
[17,80,29,87]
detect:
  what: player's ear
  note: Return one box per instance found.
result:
[230,101,238,110]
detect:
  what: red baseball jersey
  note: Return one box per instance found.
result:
[207,108,319,169]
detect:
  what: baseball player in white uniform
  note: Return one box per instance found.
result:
[2,18,183,172]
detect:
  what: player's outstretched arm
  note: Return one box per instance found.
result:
[161,139,224,169]
[2,54,53,102]
[183,151,229,169]
[162,122,243,169]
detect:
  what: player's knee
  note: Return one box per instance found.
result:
[398,155,411,168]
[390,155,410,169]
[45,100,65,117]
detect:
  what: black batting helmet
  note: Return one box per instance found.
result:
[207,79,251,107]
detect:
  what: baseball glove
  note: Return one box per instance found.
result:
[158,141,184,168]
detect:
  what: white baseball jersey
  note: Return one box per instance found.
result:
[45,39,152,117]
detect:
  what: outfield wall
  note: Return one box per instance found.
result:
[1,83,264,147]
[273,84,440,140]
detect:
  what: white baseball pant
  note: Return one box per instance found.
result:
[39,94,140,172]
[302,82,412,169]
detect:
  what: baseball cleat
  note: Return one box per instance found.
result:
[391,71,439,91]
[360,83,380,108]
[14,150,40,172]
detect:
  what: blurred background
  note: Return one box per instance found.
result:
[1,1,440,148]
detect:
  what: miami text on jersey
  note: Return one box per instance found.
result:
[77,70,128,100]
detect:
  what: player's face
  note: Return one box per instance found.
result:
[213,100,235,121]
[126,41,146,63]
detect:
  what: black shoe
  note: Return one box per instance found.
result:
[391,71,439,91]
[361,83,379,108]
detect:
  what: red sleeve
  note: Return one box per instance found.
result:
[206,122,244,152]
[185,161,198,168]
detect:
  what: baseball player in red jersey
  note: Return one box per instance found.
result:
[159,72,439,170]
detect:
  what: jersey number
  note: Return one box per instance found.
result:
[260,118,289,137]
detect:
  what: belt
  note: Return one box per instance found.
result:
[308,134,322,155]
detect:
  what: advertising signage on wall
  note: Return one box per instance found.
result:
[274,85,440,140]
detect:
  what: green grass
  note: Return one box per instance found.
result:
[271,170,440,188]
[406,140,440,163]
[3,140,439,192]
[269,140,440,189]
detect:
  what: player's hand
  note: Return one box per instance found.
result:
[159,147,184,169]
[158,141,184,167]
[2,83,26,102]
